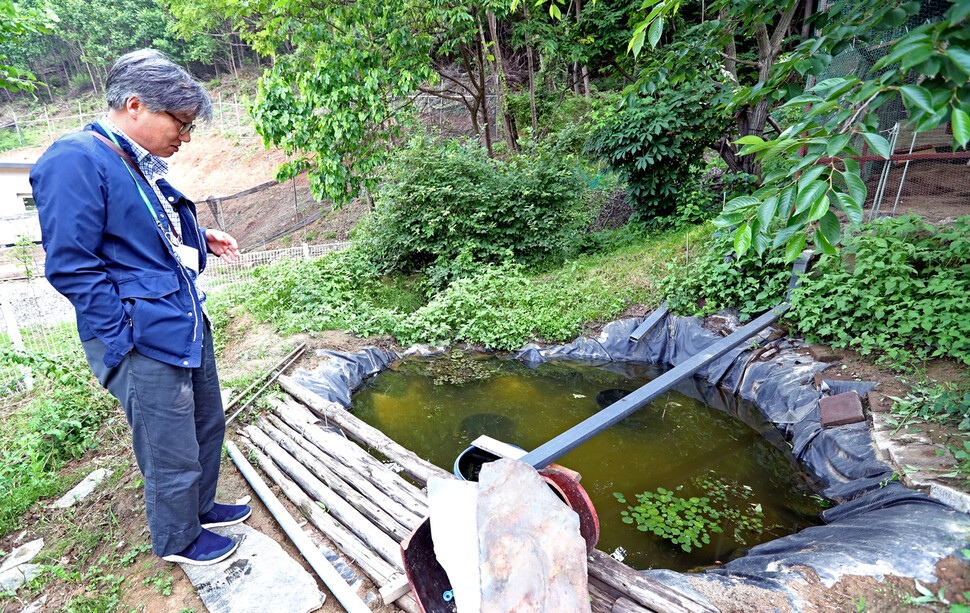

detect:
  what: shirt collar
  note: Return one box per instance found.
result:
[101,116,169,180]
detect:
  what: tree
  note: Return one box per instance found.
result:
[632,0,970,259]
[0,0,57,93]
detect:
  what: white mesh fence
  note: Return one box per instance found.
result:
[0,241,350,395]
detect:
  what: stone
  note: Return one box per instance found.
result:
[21,595,47,613]
[819,392,865,428]
[181,524,325,613]
[813,372,855,390]
[0,538,43,575]
[52,468,112,508]
[867,391,893,413]
[808,345,840,363]
[0,563,42,592]
[476,459,590,613]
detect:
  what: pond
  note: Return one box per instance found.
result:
[351,353,825,572]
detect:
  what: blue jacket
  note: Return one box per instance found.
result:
[31,122,209,369]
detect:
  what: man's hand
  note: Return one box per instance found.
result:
[205,229,240,263]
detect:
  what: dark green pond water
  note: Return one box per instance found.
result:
[351,354,824,572]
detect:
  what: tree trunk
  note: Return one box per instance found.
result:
[486,10,518,151]
[575,0,590,96]
[524,5,539,135]
[474,24,494,157]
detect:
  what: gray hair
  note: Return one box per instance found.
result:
[106,49,212,121]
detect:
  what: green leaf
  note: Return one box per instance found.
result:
[819,210,841,246]
[835,192,864,227]
[952,108,970,148]
[861,132,891,159]
[724,195,760,212]
[784,233,808,263]
[734,135,766,145]
[757,195,780,229]
[647,17,664,49]
[794,181,827,215]
[815,227,838,255]
[782,94,824,108]
[826,133,851,157]
[899,85,935,114]
[549,4,562,19]
[843,167,866,206]
[797,165,826,191]
[946,47,970,77]
[629,28,645,57]
[808,191,831,222]
[734,222,753,256]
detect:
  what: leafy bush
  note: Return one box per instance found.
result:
[585,83,730,221]
[660,228,792,319]
[662,215,970,366]
[791,215,970,365]
[361,136,586,277]
[0,348,116,534]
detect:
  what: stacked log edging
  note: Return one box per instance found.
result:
[234,374,717,613]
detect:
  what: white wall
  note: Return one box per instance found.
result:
[0,166,40,246]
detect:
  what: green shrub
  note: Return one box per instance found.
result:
[791,215,970,365]
[662,215,970,366]
[584,84,730,221]
[362,136,586,277]
[660,228,792,319]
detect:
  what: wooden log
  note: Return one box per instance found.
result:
[245,425,403,567]
[266,412,424,530]
[255,417,412,541]
[280,394,322,425]
[279,375,453,485]
[614,596,658,613]
[587,550,718,613]
[270,397,429,518]
[239,438,398,584]
[589,579,617,613]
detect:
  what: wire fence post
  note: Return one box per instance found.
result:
[0,300,33,390]
[44,108,54,144]
[11,111,23,146]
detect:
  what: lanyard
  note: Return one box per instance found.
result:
[96,120,181,245]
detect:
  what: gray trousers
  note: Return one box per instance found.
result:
[82,323,225,556]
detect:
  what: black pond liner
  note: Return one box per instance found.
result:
[290,312,970,612]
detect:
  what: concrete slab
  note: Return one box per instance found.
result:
[180,524,325,613]
[867,391,893,413]
[819,392,865,428]
[0,538,43,575]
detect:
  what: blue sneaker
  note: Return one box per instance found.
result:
[162,529,237,565]
[200,503,252,528]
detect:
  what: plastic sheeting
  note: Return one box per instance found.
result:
[291,308,970,610]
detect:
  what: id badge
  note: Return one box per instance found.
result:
[174,244,200,274]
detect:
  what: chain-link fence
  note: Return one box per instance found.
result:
[0,97,256,151]
[812,0,967,224]
[0,241,350,396]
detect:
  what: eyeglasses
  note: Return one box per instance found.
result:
[164,111,196,135]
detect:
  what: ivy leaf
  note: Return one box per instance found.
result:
[861,132,891,159]
[952,108,970,148]
[899,85,935,114]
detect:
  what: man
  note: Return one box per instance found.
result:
[31,49,250,565]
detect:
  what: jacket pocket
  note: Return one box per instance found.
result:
[117,273,180,299]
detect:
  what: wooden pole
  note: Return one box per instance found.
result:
[271,396,429,517]
[279,375,453,485]
[224,441,370,613]
[255,416,412,540]
[265,411,423,529]
[587,550,717,613]
[244,425,404,567]
[239,438,399,583]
